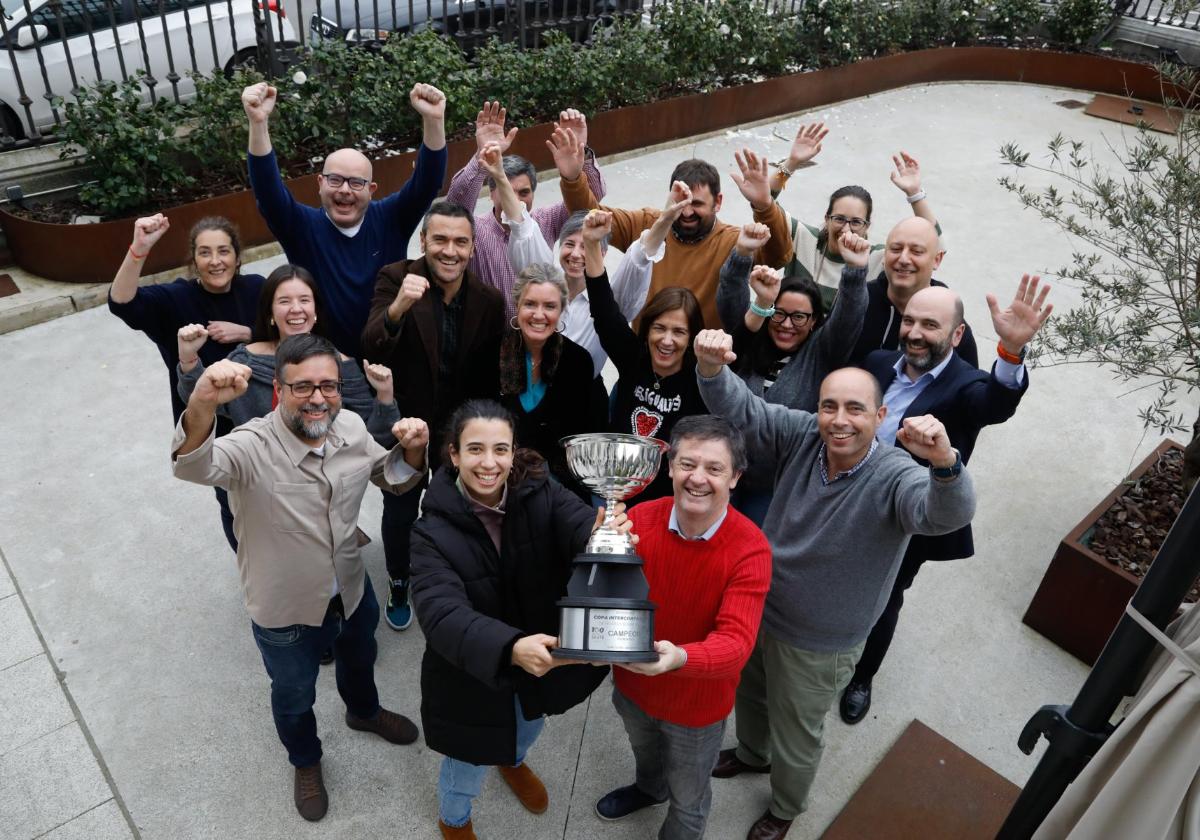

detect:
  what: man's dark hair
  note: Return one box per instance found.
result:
[421,199,476,237]
[274,333,340,384]
[668,415,748,475]
[484,154,538,192]
[669,159,720,197]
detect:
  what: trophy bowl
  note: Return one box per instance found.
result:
[553,433,668,663]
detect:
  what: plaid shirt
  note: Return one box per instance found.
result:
[445,152,606,319]
[818,438,879,486]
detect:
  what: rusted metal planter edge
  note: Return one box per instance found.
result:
[2,46,1173,284]
[1022,439,1185,665]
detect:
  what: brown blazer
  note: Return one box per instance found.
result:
[362,257,505,469]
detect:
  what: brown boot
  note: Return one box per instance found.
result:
[293,762,328,821]
[438,818,478,839]
[498,762,549,814]
[345,707,419,745]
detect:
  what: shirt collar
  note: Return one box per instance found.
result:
[891,348,955,384]
[817,437,879,485]
[271,409,343,467]
[457,475,508,512]
[668,505,728,541]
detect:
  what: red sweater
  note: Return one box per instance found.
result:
[614,498,772,727]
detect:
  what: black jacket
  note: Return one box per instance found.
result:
[865,349,1028,560]
[409,465,608,766]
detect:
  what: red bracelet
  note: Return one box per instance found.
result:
[129,245,147,261]
[996,341,1024,364]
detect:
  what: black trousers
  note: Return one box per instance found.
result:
[850,547,927,684]
[380,481,424,582]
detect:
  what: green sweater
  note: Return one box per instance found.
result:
[697,367,975,651]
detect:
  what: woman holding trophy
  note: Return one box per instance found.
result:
[409,399,634,840]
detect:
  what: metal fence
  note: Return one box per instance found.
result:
[0,0,1192,149]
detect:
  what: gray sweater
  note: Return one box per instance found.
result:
[698,367,976,651]
[177,344,399,446]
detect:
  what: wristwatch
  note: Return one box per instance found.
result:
[931,448,962,480]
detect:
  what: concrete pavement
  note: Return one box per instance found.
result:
[0,81,1170,838]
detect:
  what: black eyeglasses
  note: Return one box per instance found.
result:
[282,380,343,398]
[770,310,813,326]
[826,213,868,231]
[321,173,369,191]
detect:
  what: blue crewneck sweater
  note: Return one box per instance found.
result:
[247,145,448,359]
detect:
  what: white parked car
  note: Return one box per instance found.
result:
[0,0,296,139]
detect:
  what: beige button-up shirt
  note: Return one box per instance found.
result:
[172,409,423,628]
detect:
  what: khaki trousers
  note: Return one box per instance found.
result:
[733,630,864,820]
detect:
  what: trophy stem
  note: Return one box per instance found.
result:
[588,563,598,587]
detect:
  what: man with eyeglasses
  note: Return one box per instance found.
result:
[242,80,447,360]
[172,333,431,822]
[847,216,979,367]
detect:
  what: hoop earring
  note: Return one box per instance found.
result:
[555,321,565,333]
[509,316,520,331]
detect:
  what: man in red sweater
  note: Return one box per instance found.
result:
[595,415,772,839]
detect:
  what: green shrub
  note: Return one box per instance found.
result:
[586,19,672,109]
[986,0,1044,39]
[653,1,725,89]
[182,68,264,188]
[1046,0,1112,46]
[57,74,193,219]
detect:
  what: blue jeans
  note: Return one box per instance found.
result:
[251,578,382,768]
[438,696,545,827]
[613,687,725,840]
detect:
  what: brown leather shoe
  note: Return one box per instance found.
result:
[293,762,328,821]
[498,762,549,814]
[438,818,478,839]
[746,809,793,840]
[345,707,419,745]
[712,747,771,779]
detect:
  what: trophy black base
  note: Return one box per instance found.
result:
[551,647,660,663]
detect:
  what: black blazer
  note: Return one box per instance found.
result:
[865,349,1029,560]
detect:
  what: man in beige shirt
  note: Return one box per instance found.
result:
[172,333,429,822]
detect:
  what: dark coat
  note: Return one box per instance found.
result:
[499,334,608,500]
[849,275,979,368]
[361,257,505,469]
[865,349,1029,560]
[409,465,609,766]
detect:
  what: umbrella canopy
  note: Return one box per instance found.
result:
[1033,605,1200,840]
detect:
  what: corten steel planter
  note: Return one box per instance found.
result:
[1,47,1183,283]
[1022,439,1185,666]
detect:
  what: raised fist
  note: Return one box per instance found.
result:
[693,329,737,377]
[896,414,955,468]
[132,213,170,254]
[748,265,781,306]
[193,359,251,407]
[177,323,209,360]
[838,228,871,269]
[242,82,276,123]
[410,83,446,119]
[582,209,612,243]
[363,359,394,404]
[735,222,770,257]
[392,417,429,451]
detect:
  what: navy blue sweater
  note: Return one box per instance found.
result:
[108,274,264,422]
[247,145,448,359]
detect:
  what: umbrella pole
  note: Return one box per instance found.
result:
[996,481,1200,839]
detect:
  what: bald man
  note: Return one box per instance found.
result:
[847,216,979,367]
[693,331,976,840]
[838,276,1052,726]
[242,81,448,360]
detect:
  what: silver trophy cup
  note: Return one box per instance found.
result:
[553,433,668,663]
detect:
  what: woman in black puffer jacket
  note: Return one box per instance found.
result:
[410,398,626,840]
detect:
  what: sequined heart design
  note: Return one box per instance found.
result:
[632,407,663,438]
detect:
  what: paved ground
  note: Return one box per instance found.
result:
[0,81,1175,839]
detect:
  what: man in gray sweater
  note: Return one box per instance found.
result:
[692,330,975,840]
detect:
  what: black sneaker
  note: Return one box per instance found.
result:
[595,784,668,821]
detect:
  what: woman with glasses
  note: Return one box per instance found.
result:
[768,122,943,309]
[715,224,873,525]
[175,264,398,440]
[107,213,264,550]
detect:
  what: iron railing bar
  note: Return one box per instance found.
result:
[49,0,83,96]
[21,0,63,125]
[225,0,238,55]
[127,0,159,102]
[202,0,219,69]
[79,0,104,81]
[179,0,199,74]
[154,0,182,101]
[0,10,42,140]
[103,0,128,81]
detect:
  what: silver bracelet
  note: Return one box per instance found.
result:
[906,189,927,204]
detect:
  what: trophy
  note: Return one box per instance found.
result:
[552,432,669,663]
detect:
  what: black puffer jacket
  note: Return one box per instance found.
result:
[410,465,609,766]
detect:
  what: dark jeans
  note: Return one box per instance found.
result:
[381,482,423,582]
[613,687,725,840]
[214,486,237,552]
[850,548,927,684]
[251,578,382,768]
